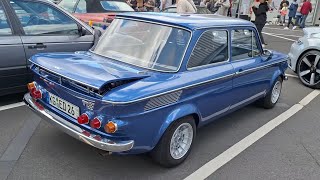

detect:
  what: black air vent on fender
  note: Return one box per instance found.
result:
[144,91,183,111]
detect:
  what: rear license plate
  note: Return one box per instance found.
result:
[49,93,80,119]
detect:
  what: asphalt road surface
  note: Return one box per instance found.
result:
[1,26,320,180]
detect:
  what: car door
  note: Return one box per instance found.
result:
[0,1,27,95]
[8,0,94,62]
[230,28,270,109]
[186,29,234,123]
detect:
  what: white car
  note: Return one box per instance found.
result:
[288,27,320,88]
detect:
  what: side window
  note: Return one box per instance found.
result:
[187,30,228,69]
[0,3,12,35]
[75,0,87,13]
[231,29,261,61]
[59,0,78,13]
[10,0,79,36]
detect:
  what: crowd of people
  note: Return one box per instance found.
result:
[278,0,313,30]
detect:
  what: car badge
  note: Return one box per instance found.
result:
[82,99,95,110]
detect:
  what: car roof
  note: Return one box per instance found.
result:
[116,12,255,30]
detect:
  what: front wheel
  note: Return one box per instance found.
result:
[151,116,196,167]
[258,77,283,109]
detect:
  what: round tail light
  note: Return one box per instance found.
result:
[31,89,42,99]
[90,117,101,129]
[104,121,117,134]
[77,113,89,124]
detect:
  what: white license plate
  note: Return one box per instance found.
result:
[49,93,80,119]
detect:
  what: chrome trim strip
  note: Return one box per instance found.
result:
[234,59,287,77]
[202,106,229,121]
[186,29,230,70]
[23,93,134,152]
[103,73,234,104]
[230,90,266,110]
[0,65,27,71]
[90,17,193,73]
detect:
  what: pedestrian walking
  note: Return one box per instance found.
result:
[252,0,269,47]
[278,0,289,24]
[284,0,298,29]
[176,0,197,13]
[215,0,230,16]
[300,0,312,28]
[293,0,305,30]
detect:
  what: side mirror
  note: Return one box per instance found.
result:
[262,49,273,61]
[78,26,87,36]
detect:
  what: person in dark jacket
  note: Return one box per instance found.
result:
[252,0,269,47]
[285,0,298,29]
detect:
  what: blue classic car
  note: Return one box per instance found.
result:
[24,13,288,167]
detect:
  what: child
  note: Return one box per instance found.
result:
[280,3,288,26]
[284,0,298,29]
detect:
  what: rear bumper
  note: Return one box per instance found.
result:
[23,93,134,152]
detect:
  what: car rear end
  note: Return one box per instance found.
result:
[23,51,159,154]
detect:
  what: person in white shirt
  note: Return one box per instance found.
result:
[160,0,172,11]
[177,0,197,13]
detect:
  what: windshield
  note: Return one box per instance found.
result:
[93,19,191,72]
[71,0,134,13]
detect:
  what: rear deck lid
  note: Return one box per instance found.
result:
[30,51,149,90]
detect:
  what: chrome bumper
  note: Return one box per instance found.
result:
[23,93,134,152]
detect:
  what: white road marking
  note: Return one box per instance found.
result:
[285,73,298,78]
[264,27,303,32]
[0,102,25,112]
[266,33,301,38]
[262,32,296,42]
[184,90,320,180]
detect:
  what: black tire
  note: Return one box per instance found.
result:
[258,77,283,109]
[297,50,320,89]
[151,116,196,168]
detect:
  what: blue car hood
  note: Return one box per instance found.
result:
[30,52,150,90]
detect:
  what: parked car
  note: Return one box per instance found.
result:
[0,0,100,96]
[162,4,211,14]
[24,13,288,167]
[58,0,134,26]
[288,27,320,89]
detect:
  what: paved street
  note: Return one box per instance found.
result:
[1,26,320,180]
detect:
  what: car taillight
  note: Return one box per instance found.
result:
[31,89,42,99]
[77,113,89,124]
[27,82,36,91]
[104,121,117,133]
[90,117,101,129]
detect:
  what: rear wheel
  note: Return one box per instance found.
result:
[258,77,283,109]
[297,50,320,89]
[151,116,196,167]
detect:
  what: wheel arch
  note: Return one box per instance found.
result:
[151,103,200,149]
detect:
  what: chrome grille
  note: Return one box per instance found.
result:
[144,91,182,111]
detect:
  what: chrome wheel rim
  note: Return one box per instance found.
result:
[298,54,320,86]
[170,123,193,160]
[271,81,281,104]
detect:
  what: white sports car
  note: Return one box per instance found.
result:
[288,27,320,88]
